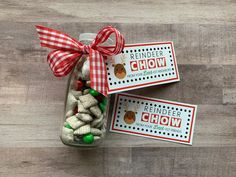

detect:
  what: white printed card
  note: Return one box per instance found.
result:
[106,42,180,94]
[110,93,197,145]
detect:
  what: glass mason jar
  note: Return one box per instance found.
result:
[60,33,111,147]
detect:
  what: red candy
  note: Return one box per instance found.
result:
[95,95,104,102]
[74,80,84,91]
[73,105,78,114]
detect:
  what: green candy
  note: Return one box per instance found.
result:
[65,122,72,129]
[102,97,107,105]
[89,89,100,97]
[82,133,94,144]
[99,102,106,112]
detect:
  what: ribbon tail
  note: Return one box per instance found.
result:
[89,49,108,96]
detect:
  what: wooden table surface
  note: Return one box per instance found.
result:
[0,0,236,176]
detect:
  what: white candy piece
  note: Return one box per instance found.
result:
[79,94,98,109]
[94,136,101,141]
[91,128,102,136]
[95,118,105,128]
[77,113,93,122]
[66,115,85,129]
[61,127,74,143]
[77,100,90,114]
[90,105,102,118]
[83,89,90,95]
[66,92,77,111]
[70,90,82,99]
[91,115,104,127]
[65,110,74,118]
[74,124,91,135]
[86,81,91,87]
[81,59,90,80]
[103,110,107,117]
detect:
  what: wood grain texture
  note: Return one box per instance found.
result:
[223,65,236,104]
[0,0,236,176]
[0,0,235,24]
[1,22,236,65]
[1,103,236,147]
[0,147,236,177]
[1,64,234,147]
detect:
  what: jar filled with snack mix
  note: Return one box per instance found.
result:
[36,25,124,147]
[60,33,112,146]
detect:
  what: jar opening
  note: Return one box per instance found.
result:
[79,33,113,44]
[79,33,97,42]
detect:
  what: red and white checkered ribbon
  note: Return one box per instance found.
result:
[35,25,125,96]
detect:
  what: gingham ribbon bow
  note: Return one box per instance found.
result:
[35,25,125,96]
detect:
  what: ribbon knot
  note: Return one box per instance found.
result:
[35,25,125,96]
[81,45,91,54]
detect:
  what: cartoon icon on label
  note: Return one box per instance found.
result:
[112,54,127,79]
[123,103,138,124]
